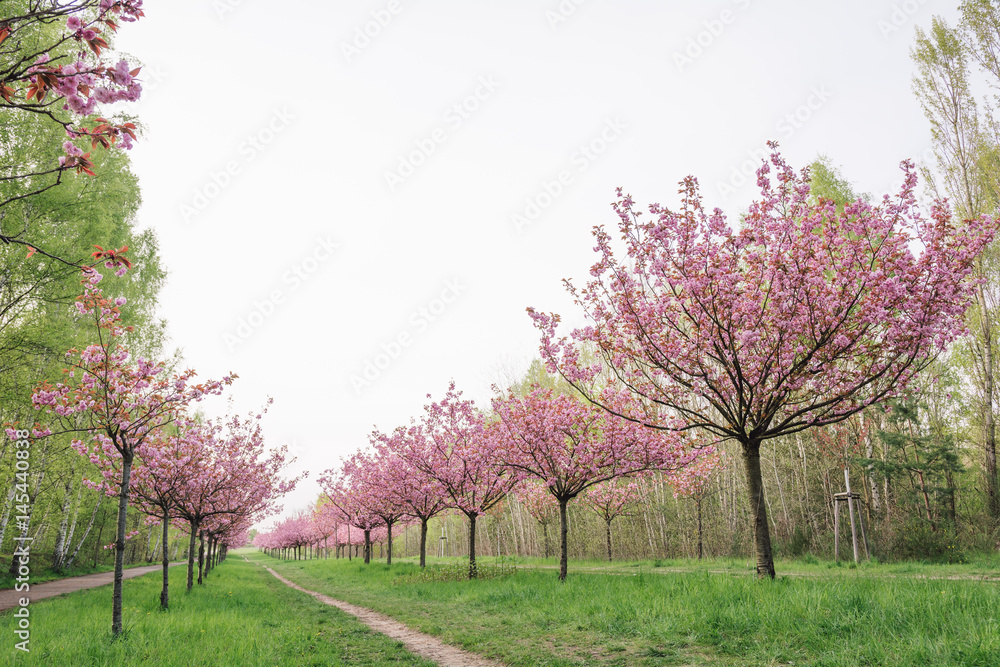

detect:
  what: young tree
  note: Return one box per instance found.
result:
[171,408,298,588]
[405,383,515,579]
[530,147,998,577]
[376,424,451,568]
[669,448,725,560]
[584,480,639,562]
[492,386,707,580]
[514,481,558,558]
[128,420,206,609]
[339,447,408,565]
[31,269,233,634]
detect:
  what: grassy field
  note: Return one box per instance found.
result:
[249,550,1000,666]
[2,550,998,665]
[0,555,436,666]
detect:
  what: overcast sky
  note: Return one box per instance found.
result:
[111,0,963,521]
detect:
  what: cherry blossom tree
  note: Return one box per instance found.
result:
[584,480,639,562]
[530,146,999,578]
[492,386,707,580]
[668,448,725,560]
[128,419,207,609]
[376,424,451,567]
[170,407,299,588]
[319,469,386,565]
[404,383,515,579]
[338,447,408,565]
[514,481,558,559]
[31,268,233,634]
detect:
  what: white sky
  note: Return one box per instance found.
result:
[110,0,963,521]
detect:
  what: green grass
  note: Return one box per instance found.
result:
[1,554,436,666]
[251,551,1000,666]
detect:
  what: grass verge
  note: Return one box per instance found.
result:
[251,550,1000,666]
[1,554,436,666]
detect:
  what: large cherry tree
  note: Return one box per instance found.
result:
[531,146,999,577]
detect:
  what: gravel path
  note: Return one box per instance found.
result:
[250,557,505,667]
[0,562,185,612]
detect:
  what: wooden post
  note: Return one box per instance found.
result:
[834,496,840,563]
[845,469,860,564]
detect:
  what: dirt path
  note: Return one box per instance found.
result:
[0,562,185,612]
[249,557,504,667]
[518,563,1000,582]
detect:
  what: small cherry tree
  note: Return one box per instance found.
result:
[377,424,451,568]
[584,480,639,562]
[32,268,233,634]
[405,383,515,579]
[668,448,725,560]
[492,386,708,580]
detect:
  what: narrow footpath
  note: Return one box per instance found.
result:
[246,556,505,667]
[0,562,185,612]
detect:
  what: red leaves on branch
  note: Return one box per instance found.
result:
[91,244,132,270]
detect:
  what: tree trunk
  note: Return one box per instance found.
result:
[467,513,478,579]
[0,486,15,549]
[186,523,198,590]
[386,521,393,565]
[557,497,570,581]
[696,496,704,561]
[977,283,1000,522]
[160,508,170,609]
[112,452,134,636]
[742,440,775,579]
[52,478,74,571]
[542,522,550,559]
[605,519,613,562]
[363,529,371,564]
[197,530,205,584]
[419,517,428,568]
[66,496,102,569]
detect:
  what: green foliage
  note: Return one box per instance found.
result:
[868,399,964,538]
[889,518,966,564]
[807,155,868,211]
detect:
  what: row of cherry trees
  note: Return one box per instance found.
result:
[22,267,300,634]
[256,383,716,581]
